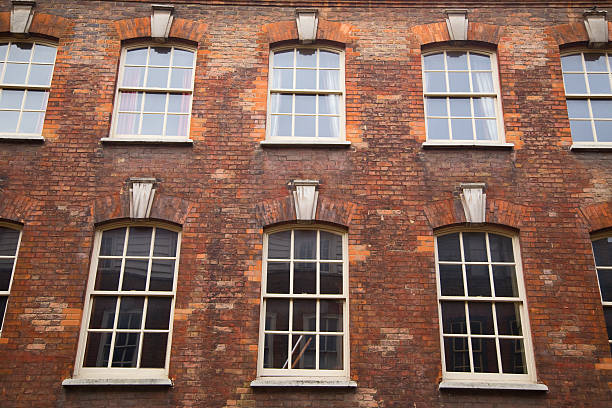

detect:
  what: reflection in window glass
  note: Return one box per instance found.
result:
[0,226,21,334]
[592,237,612,354]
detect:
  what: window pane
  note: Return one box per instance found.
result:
[0,44,8,61]
[448,72,470,92]
[8,43,32,62]
[296,49,316,68]
[265,299,289,331]
[320,336,343,369]
[591,100,612,119]
[319,116,339,138]
[295,94,315,114]
[444,337,470,372]
[570,120,594,142]
[471,72,494,93]
[463,233,487,262]
[27,64,53,86]
[116,113,139,135]
[291,334,315,369]
[125,48,147,65]
[320,300,343,332]
[141,114,165,135]
[83,332,112,367]
[320,263,342,294]
[475,119,497,141]
[594,121,612,142]
[320,70,340,90]
[293,262,316,294]
[320,232,342,260]
[441,301,467,334]
[88,296,117,329]
[4,63,27,84]
[437,233,461,261]
[489,234,513,262]
[0,260,14,291]
[127,227,152,256]
[167,93,190,113]
[111,332,139,367]
[143,92,166,112]
[426,97,447,116]
[294,230,316,259]
[165,114,189,136]
[149,47,171,66]
[593,238,612,266]
[604,307,612,341]
[146,67,169,88]
[292,300,316,331]
[466,265,491,297]
[499,339,526,374]
[473,97,496,117]
[425,71,446,92]
[563,73,587,94]
[295,69,316,89]
[122,66,145,87]
[427,118,449,140]
[449,98,471,117]
[273,50,294,67]
[270,94,292,114]
[272,68,293,89]
[0,296,6,327]
[584,53,607,72]
[0,111,19,132]
[150,260,174,291]
[100,228,126,256]
[447,51,468,70]
[451,118,473,140]
[24,90,48,110]
[319,50,340,68]
[140,333,168,368]
[170,68,192,89]
[264,334,288,368]
[172,49,194,67]
[153,229,178,257]
[587,73,611,94]
[266,262,289,294]
[117,297,144,329]
[492,265,519,297]
[496,302,522,335]
[145,297,172,330]
[268,231,291,259]
[566,99,590,119]
[0,89,24,109]
[472,338,498,373]
[424,53,444,70]
[122,260,148,291]
[319,94,340,115]
[439,264,464,296]
[0,227,20,256]
[561,54,583,72]
[94,259,121,291]
[598,269,612,302]
[469,53,491,70]
[270,115,292,137]
[468,302,494,334]
[18,111,44,134]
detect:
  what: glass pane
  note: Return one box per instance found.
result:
[268,231,290,259]
[111,332,139,367]
[170,68,192,89]
[320,70,340,90]
[426,97,447,116]
[88,296,117,329]
[450,118,473,140]
[94,259,121,291]
[470,53,491,70]
[437,233,461,261]
[173,49,194,67]
[295,69,316,89]
[598,269,612,302]
[0,260,13,291]
[153,229,178,257]
[449,98,471,117]
[116,113,139,134]
[100,228,126,256]
[447,51,468,70]
[150,260,174,291]
[320,300,343,332]
[8,43,32,62]
[0,111,19,132]
[4,63,27,84]
[122,260,148,291]
[0,296,5,327]
[266,262,289,294]
[140,333,168,368]
[18,111,44,134]
[492,265,519,297]
[0,89,24,109]
[500,338,527,374]
[0,44,8,61]
[593,238,612,266]
[146,67,169,88]
[604,307,612,340]
[570,120,594,142]
[444,337,470,372]
[320,232,342,260]
[566,99,590,119]
[320,335,343,369]
[471,72,494,93]
[296,49,316,67]
[83,332,112,367]
[468,302,494,334]
[167,93,190,113]
[489,234,513,262]
[591,100,612,119]
[496,302,522,335]
[423,53,444,70]
[295,94,315,114]
[145,297,172,330]
[122,66,145,87]
[24,90,48,110]
[27,64,53,86]
[439,264,464,296]
[320,263,342,294]
[475,119,497,141]
[263,334,288,368]
[127,227,152,256]
[125,48,147,65]
[472,338,498,373]
[466,265,491,297]
[449,72,470,93]
[319,116,339,138]
[294,230,316,259]
[271,94,292,114]
[270,115,292,137]
[584,53,607,72]
[588,73,611,94]
[427,118,449,140]
[291,334,315,369]
[143,93,166,112]
[594,121,612,142]
[293,262,316,294]
[149,47,171,66]
[473,97,496,117]
[141,113,164,135]
[32,45,55,63]
[463,232,487,262]
[166,115,188,137]
[292,300,316,331]
[117,297,144,329]
[272,68,293,89]
[0,227,20,256]
[265,299,289,331]
[274,50,294,67]
[319,94,340,115]
[441,301,467,334]
[425,72,446,92]
[320,50,340,68]
[561,54,583,72]
[563,73,587,94]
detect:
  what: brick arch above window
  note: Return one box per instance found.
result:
[262,19,353,44]
[580,201,612,233]
[93,192,193,226]
[255,196,356,228]
[0,12,73,39]
[114,17,207,43]
[547,21,612,47]
[0,193,40,224]
[424,197,526,230]
[411,21,501,46]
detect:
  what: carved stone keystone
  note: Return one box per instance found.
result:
[129,178,157,219]
[460,183,486,223]
[290,180,319,221]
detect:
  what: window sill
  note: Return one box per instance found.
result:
[250,378,357,388]
[0,135,45,142]
[62,378,173,387]
[422,141,514,149]
[439,380,548,392]
[570,143,612,151]
[260,140,351,147]
[101,137,193,145]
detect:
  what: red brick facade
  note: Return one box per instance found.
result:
[0,1,611,407]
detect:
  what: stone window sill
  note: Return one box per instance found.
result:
[439,380,548,391]
[101,137,193,145]
[570,143,612,151]
[422,141,514,149]
[62,378,173,387]
[250,378,357,388]
[260,140,351,147]
[0,135,45,142]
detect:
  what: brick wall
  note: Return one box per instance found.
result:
[0,1,611,407]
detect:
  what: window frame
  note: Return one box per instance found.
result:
[72,221,181,380]
[265,45,347,144]
[108,43,197,142]
[434,226,538,384]
[0,38,57,140]
[590,231,612,354]
[0,222,22,336]
[560,50,612,149]
[256,224,350,379]
[422,48,506,146]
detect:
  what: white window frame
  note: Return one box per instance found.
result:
[265,45,347,145]
[434,227,538,384]
[561,50,612,149]
[422,48,507,147]
[256,225,350,380]
[590,232,612,353]
[0,222,22,336]
[0,39,57,140]
[71,222,181,380]
[108,43,196,142]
